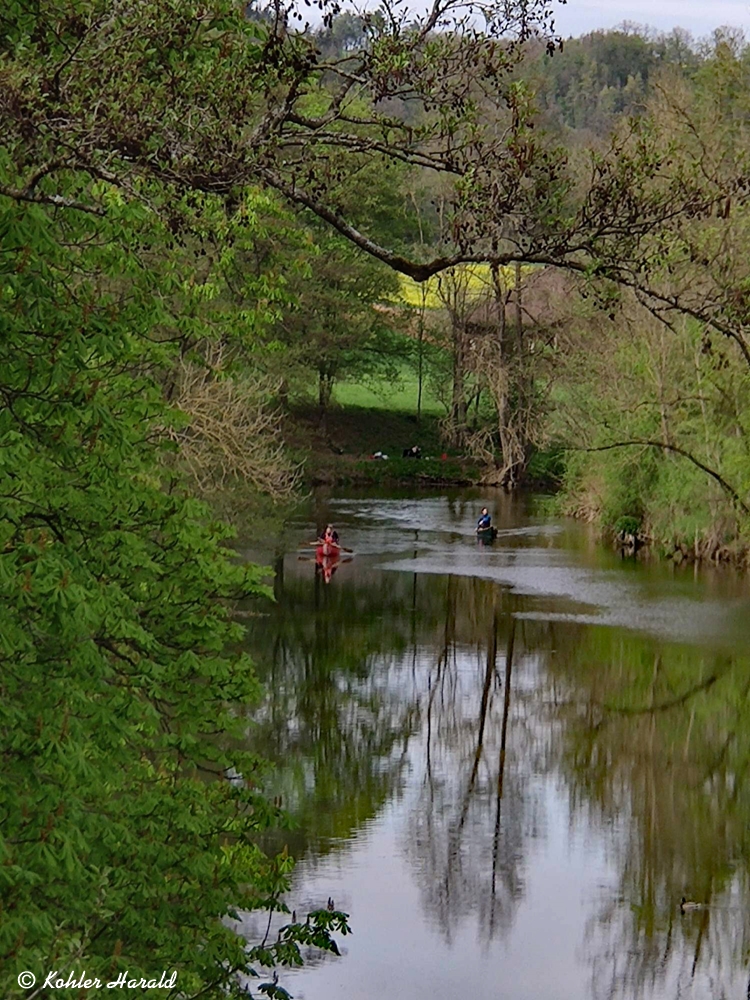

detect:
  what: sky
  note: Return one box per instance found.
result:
[551,0,750,39]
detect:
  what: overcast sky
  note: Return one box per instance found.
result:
[551,0,750,39]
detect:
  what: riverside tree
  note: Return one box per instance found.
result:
[5,0,750,478]
[0,176,347,1000]
[550,38,750,555]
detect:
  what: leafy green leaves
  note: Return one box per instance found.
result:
[0,174,346,997]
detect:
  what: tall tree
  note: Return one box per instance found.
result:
[0,177,347,1000]
[272,229,405,412]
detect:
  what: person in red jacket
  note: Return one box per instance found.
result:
[317,524,339,545]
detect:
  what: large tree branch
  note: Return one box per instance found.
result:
[258,165,589,279]
[0,185,105,216]
[263,161,750,370]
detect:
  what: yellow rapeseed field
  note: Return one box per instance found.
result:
[396,263,530,308]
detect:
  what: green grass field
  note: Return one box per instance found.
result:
[333,369,445,416]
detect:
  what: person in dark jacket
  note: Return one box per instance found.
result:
[476,508,492,532]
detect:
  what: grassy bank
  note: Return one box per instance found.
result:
[284,403,481,485]
[283,370,485,485]
[556,448,750,569]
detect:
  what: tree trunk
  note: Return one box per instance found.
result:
[492,265,515,483]
[450,317,467,446]
[417,285,426,425]
[318,369,334,410]
[509,262,530,488]
[514,262,523,347]
[318,369,334,433]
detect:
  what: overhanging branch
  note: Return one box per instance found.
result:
[572,439,749,515]
[0,185,105,216]
[261,167,750,371]
[258,166,588,280]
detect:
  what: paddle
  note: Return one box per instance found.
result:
[298,554,353,562]
[305,541,354,553]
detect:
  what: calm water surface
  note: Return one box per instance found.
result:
[236,490,750,1000]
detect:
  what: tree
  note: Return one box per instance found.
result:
[271,228,406,412]
[546,40,750,550]
[532,27,659,132]
[0,181,347,999]
[2,0,746,329]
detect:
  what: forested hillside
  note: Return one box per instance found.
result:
[3,1,750,997]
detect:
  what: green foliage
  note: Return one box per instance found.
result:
[0,183,347,996]
[250,211,408,407]
[554,296,750,557]
[526,446,566,488]
[614,515,642,536]
[531,26,700,133]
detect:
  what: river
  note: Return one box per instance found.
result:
[234,488,750,1000]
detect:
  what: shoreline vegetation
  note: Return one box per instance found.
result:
[283,396,749,569]
[7,4,750,999]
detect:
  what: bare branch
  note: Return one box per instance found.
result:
[164,344,298,498]
[0,185,105,216]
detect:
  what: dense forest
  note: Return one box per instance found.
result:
[3,0,750,997]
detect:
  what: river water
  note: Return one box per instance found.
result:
[236,489,750,1000]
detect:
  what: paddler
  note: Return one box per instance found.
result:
[317,524,340,545]
[476,508,492,532]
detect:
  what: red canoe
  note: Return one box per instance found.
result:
[316,542,341,558]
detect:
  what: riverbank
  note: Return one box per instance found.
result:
[559,493,750,570]
[283,404,481,486]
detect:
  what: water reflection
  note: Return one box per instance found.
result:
[409,606,532,949]
[238,492,750,1000]
[548,626,750,1000]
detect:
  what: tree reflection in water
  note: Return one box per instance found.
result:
[544,625,750,999]
[239,514,750,999]
[243,561,421,859]
[408,583,532,947]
